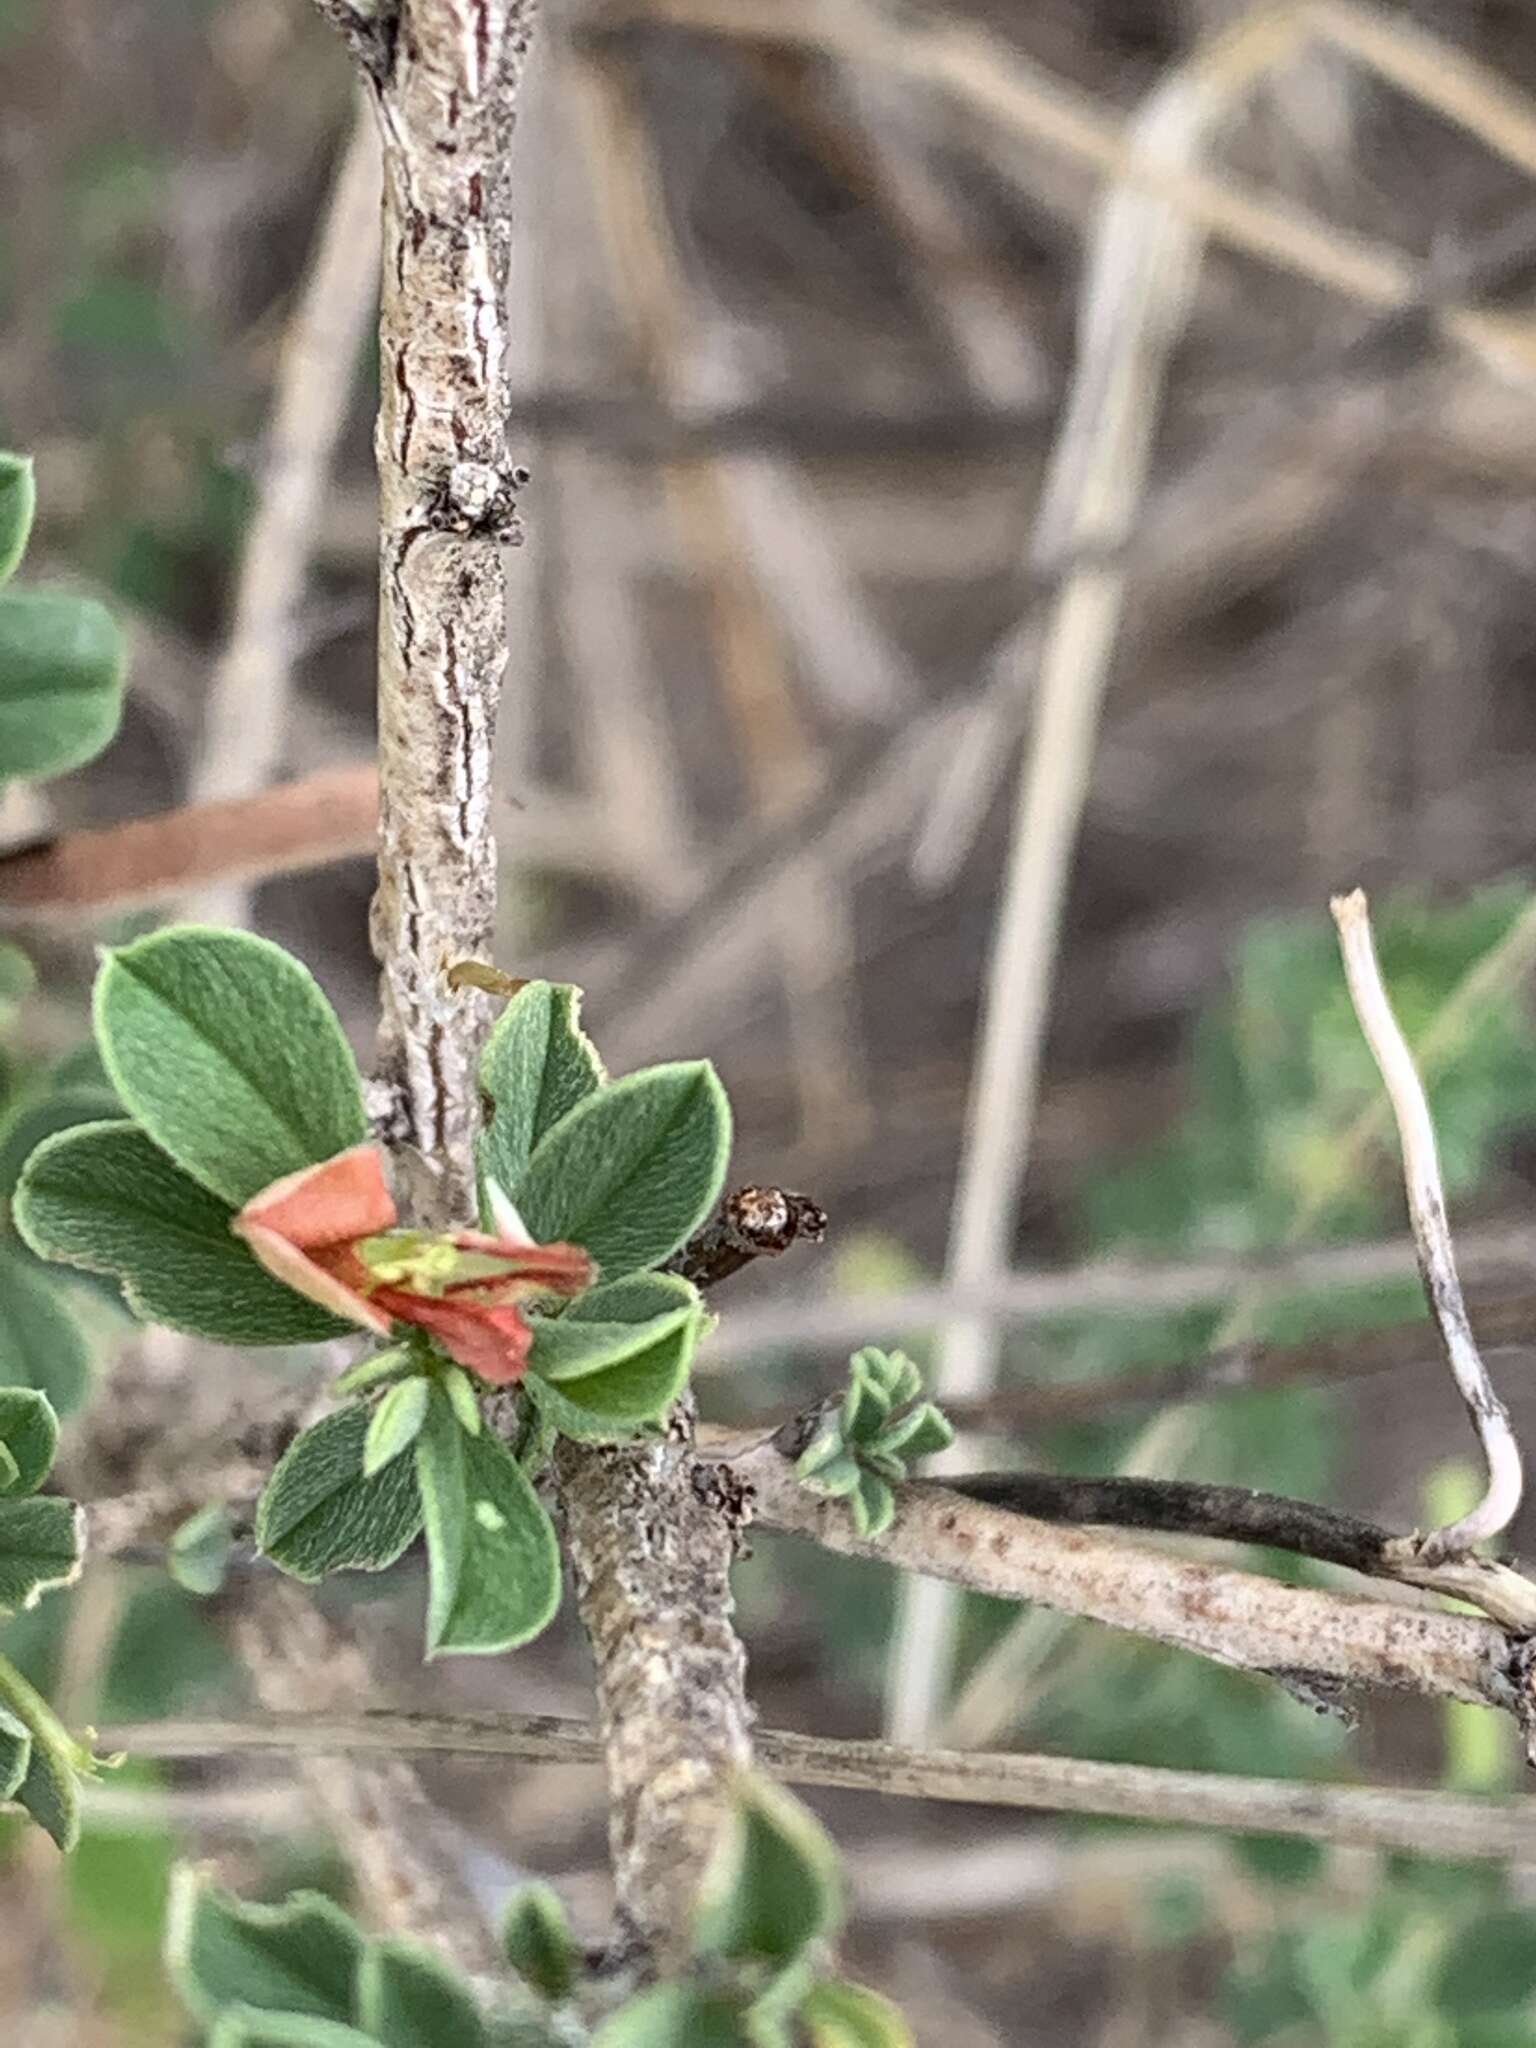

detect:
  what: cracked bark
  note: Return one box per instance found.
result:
[554,1411,755,1970]
[360,0,756,1974]
[368,0,535,1225]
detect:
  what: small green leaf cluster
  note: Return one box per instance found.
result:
[0,448,125,788]
[167,1870,523,2048]
[253,977,730,1656]
[168,1778,911,2047]
[1225,1857,1536,2048]
[0,1384,112,1848]
[795,1350,952,1539]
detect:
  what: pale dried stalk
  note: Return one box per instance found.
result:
[103,1710,1536,1862]
[737,1446,1536,1735]
[1331,889,1523,1558]
[888,5,1310,1747]
[1309,2,1536,181]
[189,98,381,923]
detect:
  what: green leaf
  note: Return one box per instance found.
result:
[94,927,367,1206]
[799,1980,914,2048]
[524,1303,698,1435]
[0,1705,30,1802]
[502,1883,577,2003]
[0,1496,84,1612]
[567,1273,699,1325]
[333,1345,415,1399]
[851,1348,920,1409]
[0,587,123,779]
[442,1365,483,1437]
[15,1120,350,1345]
[592,1983,757,2048]
[848,1471,895,1540]
[0,1073,121,1195]
[363,1378,431,1479]
[693,1777,842,1972]
[480,981,604,1194]
[357,1938,487,2048]
[795,1439,861,1499]
[0,1649,102,1849]
[1432,1908,1536,2017]
[209,2014,382,2048]
[168,1503,236,1597]
[513,1061,731,1280]
[166,1870,363,2024]
[872,1404,953,1462]
[256,1406,423,1583]
[0,1240,97,1418]
[0,453,36,586]
[839,1373,890,1446]
[414,1386,561,1656]
[0,1386,58,1495]
[0,938,35,1008]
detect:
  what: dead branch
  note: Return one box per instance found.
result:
[102,1707,1536,1862]
[727,1438,1536,1742]
[1333,887,1523,1558]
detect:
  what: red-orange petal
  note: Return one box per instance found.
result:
[378,1289,534,1385]
[236,1143,398,1251]
[235,1220,394,1336]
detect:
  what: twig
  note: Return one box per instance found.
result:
[888,5,1309,1746]
[943,1472,1536,1632]
[0,767,706,919]
[1332,889,1523,1560]
[99,1708,1536,1862]
[366,0,533,1224]
[188,97,382,924]
[664,1185,828,1291]
[1309,2,1536,183]
[551,1420,754,1969]
[730,1442,1536,1740]
[0,766,379,917]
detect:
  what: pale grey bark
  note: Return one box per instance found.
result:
[368,0,536,1224]
[553,1415,755,1968]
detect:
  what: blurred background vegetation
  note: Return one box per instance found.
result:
[9,0,1536,2040]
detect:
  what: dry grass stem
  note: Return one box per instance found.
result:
[1332,889,1524,1558]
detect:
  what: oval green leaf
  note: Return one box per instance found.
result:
[362,1377,430,1479]
[166,1870,363,2024]
[357,1938,487,2048]
[94,928,367,1206]
[524,1304,699,1439]
[0,454,36,587]
[0,1387,58,1498]
[255,1406,423,1583]
[15,1121,351,1345]
[479,980,604,1198]
[414,1387,560,1657]
[0,1496,84,1615]
[0,1242,95,1415]
[513,1060,730,1280]
[0,587,123,780]
[693,1776,842,1971]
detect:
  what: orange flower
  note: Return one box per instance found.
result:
[233,1144,593,1385]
